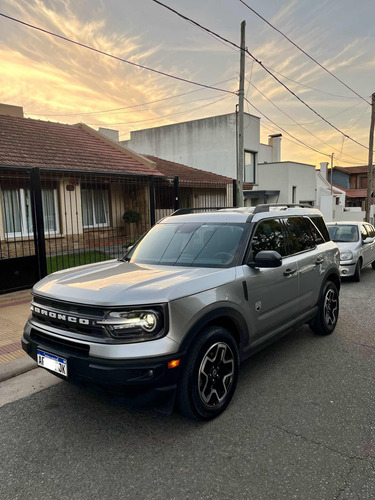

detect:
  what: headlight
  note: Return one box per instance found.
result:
[340,250,353,261]
[97,308,165,341]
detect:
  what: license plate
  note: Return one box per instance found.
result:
[37,349,68,377]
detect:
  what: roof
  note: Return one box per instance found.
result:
[144,155,232,185]
[334,165,370,174]
[0,114,163,176]
[338,187,367,198]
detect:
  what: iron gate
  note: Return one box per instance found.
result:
[0,167,235,294]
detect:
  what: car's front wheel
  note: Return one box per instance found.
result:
[310,281,339,336]
[353,259,362,282]
[178,326,239,420]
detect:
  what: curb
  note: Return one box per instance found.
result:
[0,357,37,383]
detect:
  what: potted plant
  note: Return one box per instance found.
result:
[122,210,141,242]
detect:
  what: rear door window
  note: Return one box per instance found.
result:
[284,217,315,255]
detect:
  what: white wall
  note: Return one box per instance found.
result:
[122,113,260,179]
[255,162,316,204]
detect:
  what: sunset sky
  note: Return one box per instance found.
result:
[0,0,374,168]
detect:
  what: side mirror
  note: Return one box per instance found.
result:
[249,250,282,268]
[363,237,374,245]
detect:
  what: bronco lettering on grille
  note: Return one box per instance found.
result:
[31,304,93,326]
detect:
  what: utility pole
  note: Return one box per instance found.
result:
[365,92,375,222]
[236,20,246,207]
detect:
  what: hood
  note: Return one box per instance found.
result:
[333,241,359,252]
[33,260,236,306]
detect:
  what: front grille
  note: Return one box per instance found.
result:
[30,329,90,356]
[34,296,106,317]
[32,295,106,338]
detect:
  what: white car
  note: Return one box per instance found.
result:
[327,221,375,281]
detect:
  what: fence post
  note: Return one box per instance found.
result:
[149,178,156,227]
[232,179,237,207]
[30,168,47,280]
[174,176,179,211]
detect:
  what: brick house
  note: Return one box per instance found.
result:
[0,105,234,292]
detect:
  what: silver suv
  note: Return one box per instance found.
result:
[22,205,340,420]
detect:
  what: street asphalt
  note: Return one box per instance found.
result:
[0,267,374,499]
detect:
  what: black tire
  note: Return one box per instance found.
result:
[178,326,239,421]
[372,261,375,270]
[310,281,339,336]
[352,259,362,282]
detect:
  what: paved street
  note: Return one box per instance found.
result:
[1,269,375,500]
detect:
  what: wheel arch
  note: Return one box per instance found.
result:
[325,269,340,292]
[179,307,249,357]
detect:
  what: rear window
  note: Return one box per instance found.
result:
[310,216,330,242]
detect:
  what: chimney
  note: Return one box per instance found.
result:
[320,162,329,179]
[98,127,119,142]
[268,134,282,162]
[0,103,24,118]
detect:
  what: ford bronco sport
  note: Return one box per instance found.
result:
[22,205,340,420]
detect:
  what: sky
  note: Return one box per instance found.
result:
[0,0,374,168]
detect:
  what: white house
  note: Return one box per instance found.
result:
[121,112,282,183]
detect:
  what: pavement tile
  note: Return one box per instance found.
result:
[0,289,32,370]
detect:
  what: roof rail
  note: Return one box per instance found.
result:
[253,203,314,214]
[171,207,234,216]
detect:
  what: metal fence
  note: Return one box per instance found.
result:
[0,167,235,293]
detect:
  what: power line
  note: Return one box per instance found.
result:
[84,94,233,126]
[25,78,237,117]
[150,0,370,152]
[248,109,364,165]
[244,96,331,158]
[238,0,370,105]
[263,65,362,100]
[0,12,237,97]
[246,77,365,163]
[275,100,365,126]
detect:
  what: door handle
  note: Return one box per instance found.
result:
[283,268,297,276]
[315,256,324,265]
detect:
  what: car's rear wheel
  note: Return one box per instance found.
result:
[310,281,339,336]
[372,261,375,270]
[353,259,362,282]
[178,326,239,420]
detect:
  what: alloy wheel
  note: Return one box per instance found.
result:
[324,289,338,327]
[198,342,235,407]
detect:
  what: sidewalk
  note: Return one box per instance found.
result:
[0,289,37,381]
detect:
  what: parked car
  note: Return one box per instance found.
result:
[22,205,340,421]
[327,221,375,282]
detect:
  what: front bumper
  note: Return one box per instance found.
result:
[339,261,356,277]
[22,322,184,408]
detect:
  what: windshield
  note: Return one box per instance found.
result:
[127,222,247,267]
[328,225,359,243]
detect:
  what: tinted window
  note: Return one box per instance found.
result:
[129,223,246,267]
[305,218,324,245]
[250,219,286,257]
[285,217,315,254]
[328,225,359,242]
[310,216,330,242]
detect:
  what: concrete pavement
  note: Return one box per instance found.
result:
[0,289,37,382]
